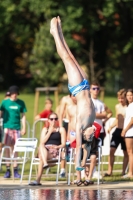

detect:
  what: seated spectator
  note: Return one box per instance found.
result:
[29,112,66,186]
[35,98,53,123]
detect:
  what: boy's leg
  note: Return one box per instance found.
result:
[82,144,91,167]
[104,131,118,176]
[2,129,11,178]
[50,17,83,86]
[4,148,11,178]
[88,155,96,179]
[75,120,83,169]
[121,136,129,175]
[57,16,87,80]
[105,147,116,176]
[13,130,21,178]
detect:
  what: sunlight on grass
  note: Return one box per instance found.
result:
[0,93,132,183]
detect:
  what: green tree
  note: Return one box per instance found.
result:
[0,0,39,88]
[29,0,84,87]
[0,0,133,92]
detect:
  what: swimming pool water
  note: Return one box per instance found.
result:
[0,189,132,200]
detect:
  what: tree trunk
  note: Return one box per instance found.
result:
[121,53,133,88]
[89,39,95,83]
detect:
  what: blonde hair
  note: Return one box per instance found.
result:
[117,88,126,98]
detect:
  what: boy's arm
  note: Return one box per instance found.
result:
[103,105,113,124]
[59,97,66,126]
[95,111,107,119]
[0,111,3,118]
[108,105,118,133]
[21,113,26,135]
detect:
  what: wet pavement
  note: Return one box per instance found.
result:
[0,178,132,200]
[0,178,132,190]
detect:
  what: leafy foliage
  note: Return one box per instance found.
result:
[0,0,133,91]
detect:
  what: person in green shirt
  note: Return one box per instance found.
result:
[0,85,27,178]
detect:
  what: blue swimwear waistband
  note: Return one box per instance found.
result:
[68,79,90,96]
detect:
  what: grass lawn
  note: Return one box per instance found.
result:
[0,92,118,139]
[1,92,131,183]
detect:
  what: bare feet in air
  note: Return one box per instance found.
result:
[57,16,64,41]
[50,17,58,35]
[57,16,61,26]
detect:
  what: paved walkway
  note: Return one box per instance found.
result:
[0,178,132,190]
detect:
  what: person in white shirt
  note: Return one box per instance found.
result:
[89,82,107,179]
[121,88,133,178]
[90,82,107,145]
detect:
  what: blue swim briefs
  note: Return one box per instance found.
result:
[68,79,90,96]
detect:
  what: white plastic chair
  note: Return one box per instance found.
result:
[28,147,65,185]
[31,118,48,138]
[25,120,31,138]
[0,138,38,183]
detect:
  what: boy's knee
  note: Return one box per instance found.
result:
[110,148,116,156]
[90,154,96,162]
[62,52,71,61]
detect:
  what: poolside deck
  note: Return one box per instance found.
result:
[0,178,132,190]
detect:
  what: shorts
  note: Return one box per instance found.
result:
[81,137,98,159]
[110,128,126,151]
[99,132,105,146]
[68,79,90,96]
[63,119,69,133]
[45,145,59,159]
[88,137,98,157]
[3,128,21,146]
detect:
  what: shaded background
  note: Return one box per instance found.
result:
[0,0,133,94]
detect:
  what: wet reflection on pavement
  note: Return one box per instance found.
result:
[0,188,133,200]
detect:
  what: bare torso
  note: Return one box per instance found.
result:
[116,103,127,129]
[59,95,74,125]
[76,90,95,130]
[66,103,76,131]
[66,102,77,142]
